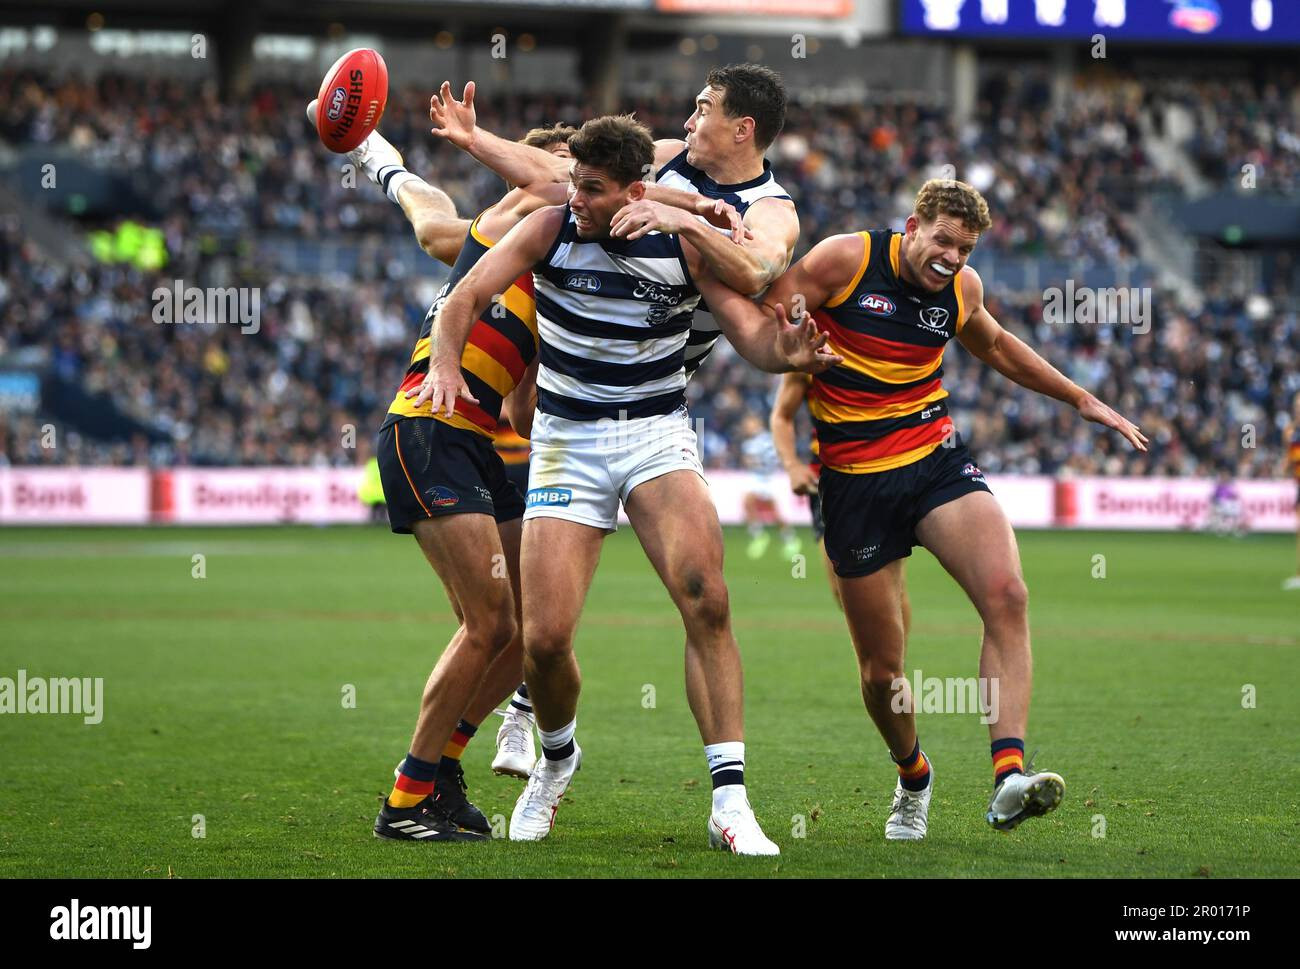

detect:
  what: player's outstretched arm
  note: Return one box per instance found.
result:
[761,232,864,323]
[693,264,839,375]
[409,205,566,418]
[429,81,569,188]
[770,373,817,496]
[957,267,1149,452]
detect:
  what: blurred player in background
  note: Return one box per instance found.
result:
[1205,472,1248,538]
[413,114,836,855]
[769,372,912,630]
[1286,393,1300,590]
[737,412,800,560]
[763,178,1147,841]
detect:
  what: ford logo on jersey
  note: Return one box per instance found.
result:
[526,487,573,507]
[858,293,896,316]
[564,273,601,293]
[326,86,347,122]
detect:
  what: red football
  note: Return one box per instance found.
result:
[314,48,388,153]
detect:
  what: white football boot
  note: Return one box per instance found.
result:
[707,796,781,857]
[1282,575,1300,591]
[492,707,537,779]
[986,755,1065,831]
[305,99,404,184]
[509,745,581,841]
[885,759,934,841]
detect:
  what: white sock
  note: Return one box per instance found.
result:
[705,741,747,810]
[539,718,577,761]
[377,165,418,205]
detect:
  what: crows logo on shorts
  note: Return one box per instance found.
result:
[427,486,460,508]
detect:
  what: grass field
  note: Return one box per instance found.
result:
[1,525,1297,879]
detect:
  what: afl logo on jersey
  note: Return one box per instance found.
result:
[858,293,896,316]
[564,273,601,293]
[918,307,950,332]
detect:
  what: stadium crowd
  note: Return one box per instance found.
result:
[1,66,1297,476]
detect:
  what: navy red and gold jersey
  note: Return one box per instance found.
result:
[383,213,539,437]
[809,230,966,474]
[1289,424,1300,479]
[493,419,530,466]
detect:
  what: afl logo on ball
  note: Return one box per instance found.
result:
[326,87,347,122]
[858,293,896,316]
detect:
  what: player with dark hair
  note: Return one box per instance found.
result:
[411,113,838,854]
[762,178,1147,840]
[311,103,753,841]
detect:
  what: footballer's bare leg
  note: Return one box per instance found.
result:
[835,560,913,756]
[837,558,932,839]
[458,516,538,779]
[307,98,469,267]
[623,470,779,856]
[508,516,603,841]
[624,471,742,744]
[915,491,1065,829]
[393,179,471,267]
[388,514,514,801]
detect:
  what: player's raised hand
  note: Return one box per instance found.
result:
[406,357,479,420]
[611,199,691,240]
[773,302,841,374]
[429,81,477,150]
[1076,391,1149,452]
[696,197,752,245]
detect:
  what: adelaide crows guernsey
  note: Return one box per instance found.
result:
[384,212,538,437]
[810,230,967,474]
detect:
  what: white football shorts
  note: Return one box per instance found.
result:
[524,405,705,530]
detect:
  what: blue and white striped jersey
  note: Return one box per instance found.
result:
[532,205,702,421]
[654,149,794,378]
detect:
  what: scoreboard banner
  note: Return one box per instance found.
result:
[900,0,1300,44]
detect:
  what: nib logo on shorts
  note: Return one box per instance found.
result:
[526,488,572,508]
[426,486,459,508]
[960,462,986,483]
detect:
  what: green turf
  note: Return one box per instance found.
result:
[1,525,1297,878]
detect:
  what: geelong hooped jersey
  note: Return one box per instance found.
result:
[532,205,701,421]
[810,230,967,474]
[383,213,538,437]
[654,149,793,378]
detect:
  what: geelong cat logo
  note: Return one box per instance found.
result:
[326,86,347,121]
[859,293,896,316]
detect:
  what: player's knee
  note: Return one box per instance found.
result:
[465,609,517,656]
[860,660,904,701]
[523,622,573,667]
[677,571,730,633]
[980,574,1029,625]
